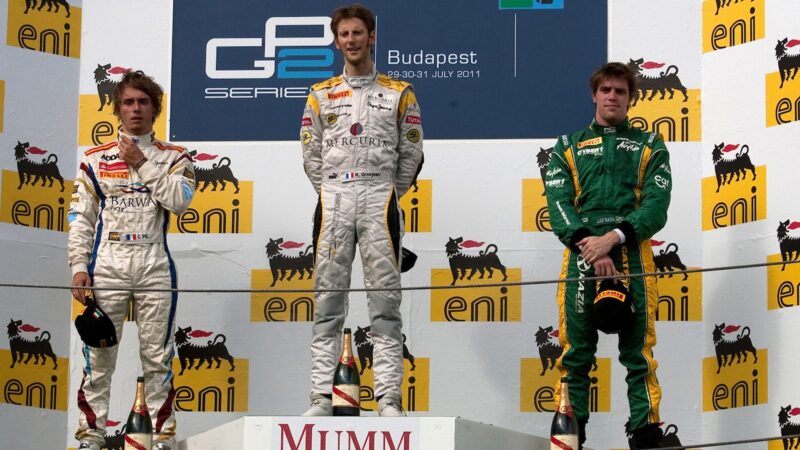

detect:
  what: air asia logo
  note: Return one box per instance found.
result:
[702,0,764,53]
[1,141,72,231]
[701,142,766,230]
[7,0,80,57]
[430,237,521,321]
[767,220,800,310]
[172,325,248,412]
[251,237,315,322]
[651,240,702,321]
[167,151,252,234]
[775,405,800,450]
[0,318,67,410]
[78,63,167,146]
[703,322,767,411]
[354,325,429,412]
[520,325,610,413]
[765,38,800,127]
[522,146,553,233]
[627,58,701,142]
[399,180,432,233]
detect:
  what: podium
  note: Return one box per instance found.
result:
[177,416,557,450]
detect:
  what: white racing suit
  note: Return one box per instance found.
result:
[68,131,195,447]
[301,69,423,403]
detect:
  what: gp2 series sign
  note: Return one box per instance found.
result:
[170,1,606,141]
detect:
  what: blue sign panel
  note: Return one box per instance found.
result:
[171,1,606,141]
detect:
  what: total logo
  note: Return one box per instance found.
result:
[205,17,334,80]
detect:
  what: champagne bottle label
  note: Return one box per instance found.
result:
[550,435,578,450]
[332,384,359,407]
[124,433,152,450]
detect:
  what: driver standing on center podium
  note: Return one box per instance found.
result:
[299,4,424,417]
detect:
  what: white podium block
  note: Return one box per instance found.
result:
[177,416,557,450]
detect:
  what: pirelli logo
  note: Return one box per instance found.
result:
[327,90,352,100]
[577,137,602,148]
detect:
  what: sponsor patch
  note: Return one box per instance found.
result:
[99,171,128,179]
[301,130,313,145]
[99,162,128,171]
[326,114,337,125]
[183,168,195,180]
[406,129,420,143]
[405,115,422,125]
[108,232,121,241]
[577,137,602,149]
[301,117,312,127]
[327,90,352,100]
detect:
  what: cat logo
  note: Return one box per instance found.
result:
[766,220,800,310]
[701,142,766,230]
[172,325,249,412]
[78,66,167,146]
[168,151,253,234]
[399,179,432,232]
[1,141,73,232]
[0,318,68,411]
[765,37,800,128]
[626,58,701,142]
[650,239,702,321]
[251,237,315,322]
[430,237,522,322]
[353,325,429,412]
[702,322,767,411]
[702,0,764,53]
[520,325,610,412]
[7,0,81,58]
[326,113,337,125]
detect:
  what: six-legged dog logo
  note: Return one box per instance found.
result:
[711,142,756,192]
[778,405,800,450]
[712,323,758,374]
[353,325,416,375]
[265,238,314,286]
[777,220,800,271]
[775,38,800,89]
[174,326,235,375]
[93,64,130,111]
[23,0,70,17]
[651,240,689,281]
[13,141,65,192]
[6,318,57,370]
[445,237,508,286]
[190,151,240,194]
[627,58,689,106]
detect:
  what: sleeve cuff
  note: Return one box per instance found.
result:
[612,228,626,244]
[618,221,637,244]
[569,227,592,252]
[71,263,89,276]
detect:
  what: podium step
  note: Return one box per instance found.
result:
[177,416,559,450]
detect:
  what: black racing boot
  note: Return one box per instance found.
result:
[628,423,665,449]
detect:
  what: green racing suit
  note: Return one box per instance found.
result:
[544,118,671,432]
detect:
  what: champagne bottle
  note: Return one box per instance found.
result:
[125,376,153,450]
[550,377,579,450]
[332,328,360,416]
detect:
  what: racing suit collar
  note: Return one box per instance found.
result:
[590,118,631,135]
[343,65,377,88]
[118,129,156,146]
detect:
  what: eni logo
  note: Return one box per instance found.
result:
[7,0,82,58]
